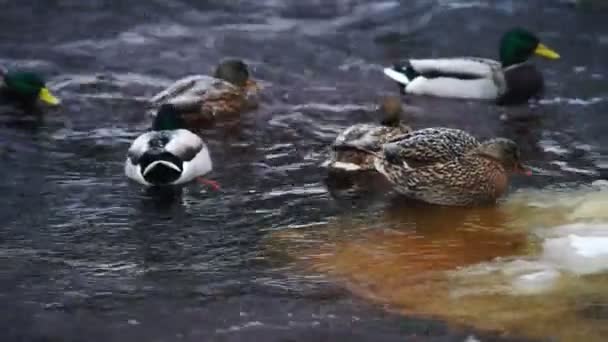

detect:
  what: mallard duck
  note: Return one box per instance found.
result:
[125,104,218,189]
[373,128,530,206]
[383,28,560,105]
[148,59,258,127]
[324,96,412,172]
[0,67,61,111]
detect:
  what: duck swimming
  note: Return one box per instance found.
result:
[0,67,61,112]
[325,96,412,172]
[125,104,217,189]
[383,28,560,105]
[148,59,258,127]
[373,128,529,206]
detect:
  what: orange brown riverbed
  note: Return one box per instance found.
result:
[268,185,608,341]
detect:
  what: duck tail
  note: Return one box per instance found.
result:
[140,151,184,185]
[383,61,420,86]
[383,67,410,85]
[143,160,181,177]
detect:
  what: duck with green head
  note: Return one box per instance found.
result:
[383,28,560,105]
[148,59,259,127]
[0,67,61,111]
[125,104,218,190]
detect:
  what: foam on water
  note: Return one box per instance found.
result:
[538,96,605,105]
[543,233,608,273]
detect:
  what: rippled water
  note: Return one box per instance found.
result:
[1,1,607,341]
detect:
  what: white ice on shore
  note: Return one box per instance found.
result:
[451,185,608,297]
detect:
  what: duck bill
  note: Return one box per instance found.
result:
[515,162,532,176]
[38,87,61,105]
[534,43,560,60]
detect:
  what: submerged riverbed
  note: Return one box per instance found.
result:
[1,1,607,341]
[270,182,608,341]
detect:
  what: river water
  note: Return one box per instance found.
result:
[1,1,607,341]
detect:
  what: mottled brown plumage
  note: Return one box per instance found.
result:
[325,97,412,172]
[374,132,528,206]
[148,59,259,127]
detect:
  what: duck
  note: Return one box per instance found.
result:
[0,67,61,111]
[372,128,530,206]
[148,59,259,127]
[383,28,560,105]
[324,96,412,172]
[125,103,218,189]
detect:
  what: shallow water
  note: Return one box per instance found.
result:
[1,1,607,341]
[272,183,608,341]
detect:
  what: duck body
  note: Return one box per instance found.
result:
[148,60,258,127]
[383,28,559,105]
[325,96,412,172]
[379,127,480,167]
[148,75,256,125]
[384,58,546,105]
[125,104,213,187]
[373,129,527,206]
[327,122,411,171]
[375,150,508,206]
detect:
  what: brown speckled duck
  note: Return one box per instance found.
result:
[373,128,530,206]
[324,96,412,172]
[148,59,259,127]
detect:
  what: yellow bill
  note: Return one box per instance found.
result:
[38,87,61,105]
[534,43,560,59]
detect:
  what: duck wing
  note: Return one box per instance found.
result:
[380,128,480,168]
[386,58,500,83]
[126,131,156,164]
[149,75,238,114]
[384,58,504,100]
[127,129,203,162]
[333,123,410,153]
[168,129,212,184]
[390,157,494,206]
[164,129,204,161]
[408,58,500,79]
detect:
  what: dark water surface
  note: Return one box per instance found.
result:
[1,1,607,341]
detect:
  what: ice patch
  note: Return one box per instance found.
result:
[542,230,608,275]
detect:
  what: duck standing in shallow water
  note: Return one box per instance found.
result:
[325,96,412,172]
[373,128,530,206]
[383,28,560,105]
[148,59,259,127]
[125,104,218,190]
[0,67,61,112]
